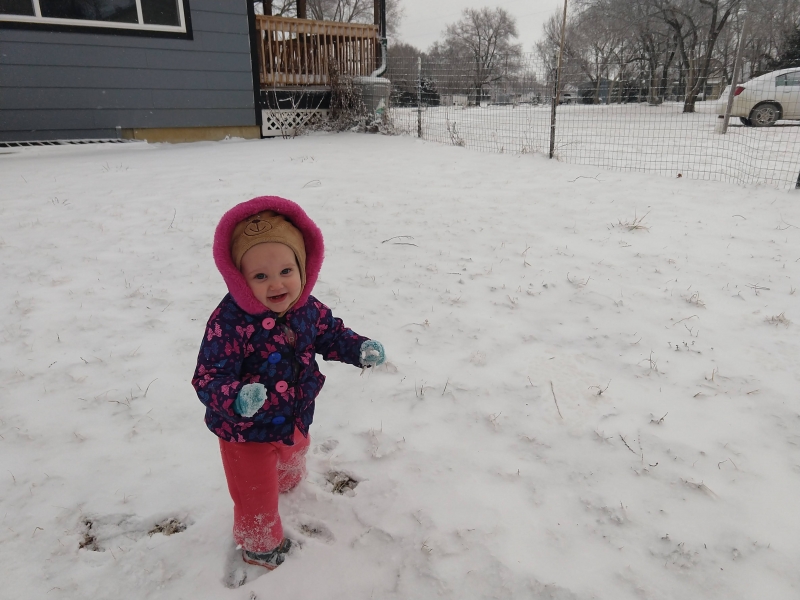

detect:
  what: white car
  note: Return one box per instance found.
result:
[718,68,800,126]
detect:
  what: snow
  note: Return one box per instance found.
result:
[390,102,800,189]
[1,133,799,599]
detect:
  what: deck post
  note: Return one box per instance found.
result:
[374,0,381,66]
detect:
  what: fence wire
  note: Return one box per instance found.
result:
[384,53,800,190]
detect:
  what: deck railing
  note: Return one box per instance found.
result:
[255,15,379,87]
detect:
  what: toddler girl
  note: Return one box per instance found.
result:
[191,196,385,570]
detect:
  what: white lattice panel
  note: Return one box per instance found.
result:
[261,109,330,137]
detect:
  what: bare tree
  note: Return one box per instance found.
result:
[744,0,800,76]
[537,2,632,104]
[626,0,678,104]
[571,0,629,103]
[652,0,742,112]
[255,1,296,16]
[308,0,370,22]
[536,11,574,69]
[256,0,403,36]
[537,0,800,109]
[307,0,404,36]
[442,7,523,102]
[419,41,473,99]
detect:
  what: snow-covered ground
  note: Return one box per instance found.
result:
[391,102,800,189]
[1,133,799,600]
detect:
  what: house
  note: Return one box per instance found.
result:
[490,91,519,105]
[577,80,609,104]
[700,76,726,101]
[0,1,383,143]
[440,94,468,107]
[518,92,544,105]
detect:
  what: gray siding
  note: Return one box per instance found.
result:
[0,0,256,141]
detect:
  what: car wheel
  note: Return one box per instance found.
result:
[749,103,781,127]
[739,117,753,127]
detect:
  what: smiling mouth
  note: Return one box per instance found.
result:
[267,293,288,303]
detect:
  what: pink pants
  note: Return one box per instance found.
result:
[219,428,310,553]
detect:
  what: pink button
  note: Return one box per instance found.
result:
[262,318,275,330]
[275,381,288,393]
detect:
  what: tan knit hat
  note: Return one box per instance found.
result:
[231,211,307,285]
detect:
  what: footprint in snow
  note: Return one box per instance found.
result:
[313,438,339,454]
[297,520,335,544]
[223,542,274,588]
[325,471,359,495]
[78,514,187,552]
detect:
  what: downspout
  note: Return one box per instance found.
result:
[370,0,387,77]
[371,38,388,78]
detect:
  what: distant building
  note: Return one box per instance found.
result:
[441,94,469,107]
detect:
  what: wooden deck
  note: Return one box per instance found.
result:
[255,15,379,87]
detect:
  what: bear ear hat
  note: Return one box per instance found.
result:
[231,211,307,279]
[213,196,325,316]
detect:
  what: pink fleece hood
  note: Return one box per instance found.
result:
[213,196,324,316]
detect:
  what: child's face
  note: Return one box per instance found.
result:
[239,242,302,313]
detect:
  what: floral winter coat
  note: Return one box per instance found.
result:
[191,196,369,444]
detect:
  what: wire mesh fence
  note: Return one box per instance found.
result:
[384,53,800,190]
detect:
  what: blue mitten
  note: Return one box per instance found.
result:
[360,340,386,368]
[234,383,267,417]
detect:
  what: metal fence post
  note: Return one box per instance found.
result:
[549,0,568,159]
[721,17,749,134]
[417,56,423,138]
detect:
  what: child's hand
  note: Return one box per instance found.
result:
[360,340,386,368]
[234,383,267,417]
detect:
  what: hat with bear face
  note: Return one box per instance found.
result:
[230,211,307,288]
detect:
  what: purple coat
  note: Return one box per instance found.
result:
[192,197,368,444]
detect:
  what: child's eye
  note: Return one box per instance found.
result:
[280,268,293,275]
[254,273,266,280]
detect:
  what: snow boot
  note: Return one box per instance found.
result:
[241,538,292,570]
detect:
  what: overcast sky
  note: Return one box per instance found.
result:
[395,0,563,54]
